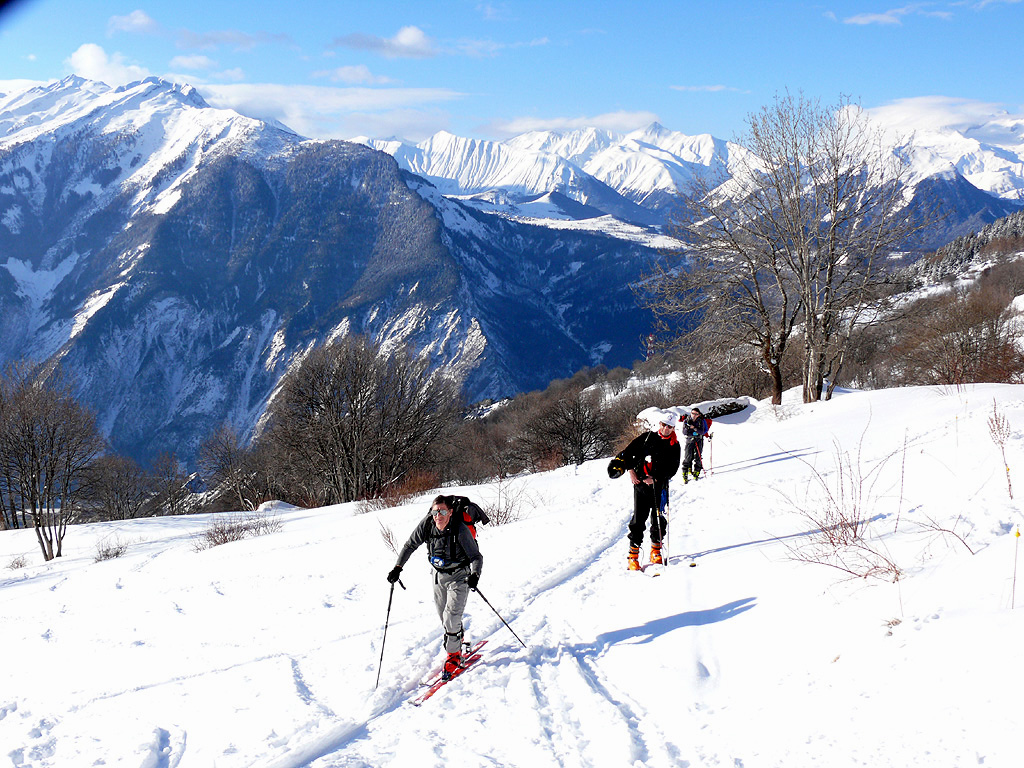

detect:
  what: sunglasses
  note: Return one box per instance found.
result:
[431,507,451,518]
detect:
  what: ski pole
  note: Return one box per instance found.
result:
[660,484,670,565]
[375,577,406,689]
[473,586,527,649]
[654,484,667,564]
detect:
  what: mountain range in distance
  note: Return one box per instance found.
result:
[354,111,1024,243]
[1,75,1021,466]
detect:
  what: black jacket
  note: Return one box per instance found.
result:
[616,430,681,490]
[682,414,711,441]
[395,515,483,576]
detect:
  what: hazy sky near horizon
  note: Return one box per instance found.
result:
[0,0,1022,142]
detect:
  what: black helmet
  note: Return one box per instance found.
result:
[607,456,627,479]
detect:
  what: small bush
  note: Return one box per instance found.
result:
[777,429,902,581]
[193,511,282,551]
[7,554,29,570]
[483,476,532,526]
[379,520,398,554]
[94,537,129,562]
[988,398,1014,500]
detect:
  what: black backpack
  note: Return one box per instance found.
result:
[445,495,490,539]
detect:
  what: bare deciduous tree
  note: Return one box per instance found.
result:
[264,335,462,504]
[80,454,153,521]
[0,365,104,559]
[199,423,259,511]
[150,451,191,516]
[521,386,613,467]
[650,92,922,403]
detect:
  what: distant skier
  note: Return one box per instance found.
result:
[612,411,680,570]
[387,495,484,680]
[681,407,712,482]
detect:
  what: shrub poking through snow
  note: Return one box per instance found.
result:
[192,511,282,551]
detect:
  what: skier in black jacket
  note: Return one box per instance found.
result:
[614,411,681,570]
[387,495,484,680]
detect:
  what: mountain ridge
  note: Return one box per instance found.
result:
[0,77,662,465]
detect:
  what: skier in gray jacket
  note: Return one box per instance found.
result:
[387,495,483,680]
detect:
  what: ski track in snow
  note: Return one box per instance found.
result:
[4,386,1024,766]
[296,484,709,768]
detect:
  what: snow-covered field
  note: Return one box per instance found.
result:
[2,384,1022,767]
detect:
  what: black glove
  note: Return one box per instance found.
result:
[467,573,479,590]
[387,566,402,584]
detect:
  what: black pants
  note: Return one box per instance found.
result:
[628,482,668,546]
[682,438,704,474]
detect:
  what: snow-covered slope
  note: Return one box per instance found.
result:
[1,384,1021,766]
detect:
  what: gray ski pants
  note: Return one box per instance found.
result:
[433,567,470,653]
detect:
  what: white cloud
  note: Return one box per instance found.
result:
[215,68,246,82]
[107,10,158,35]
[332,26,436,58]
[312,65,393,85]
[476,2,513,21]
[198,82,464,140]
[176,28,291,52]
[484,110,660,138]
[844,10,907,24]
[65,44,150,87]
[844,4,953,24]
[169,55,217,71]
[867,96,1023,136]
[454,36,549,57]
[671,84,748,94]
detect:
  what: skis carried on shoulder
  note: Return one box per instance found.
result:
[412,640,487,705]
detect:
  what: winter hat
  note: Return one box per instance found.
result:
[659,410,678,428]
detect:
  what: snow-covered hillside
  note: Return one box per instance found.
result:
[2,384,1022,767]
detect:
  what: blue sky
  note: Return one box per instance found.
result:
[0,0,1022,142]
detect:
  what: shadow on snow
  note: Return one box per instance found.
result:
[582,598,757,653]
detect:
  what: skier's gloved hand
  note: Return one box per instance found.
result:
[387,566,402,584]
[467,573,479,590]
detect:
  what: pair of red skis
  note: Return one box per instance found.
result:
[412,640,488,705]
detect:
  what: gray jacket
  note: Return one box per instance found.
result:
[395,515,483,577]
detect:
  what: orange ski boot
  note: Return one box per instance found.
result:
[650,542,663,565]
[627,544,641,571]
